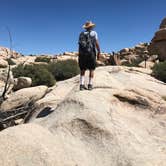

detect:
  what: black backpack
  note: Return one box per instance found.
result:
[78,31,96,55]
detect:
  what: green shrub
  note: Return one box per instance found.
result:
[48,59,80,81]
[152,61,166,83]
[12,64,55,87]
[35,56,51,63]
[123,57,145,67]
[6,58,16,65]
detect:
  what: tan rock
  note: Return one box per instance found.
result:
[13,77,32,91]
[149,17,166,61]
[13,56,36,65]
[0,66,166,166]
[120,48,130,55]
[0,46,21,59]
[0,80,5,96]
[57,55,78,61]
[135,44,147,54]
[138,61,155,69]
[0,68,14,83]
[153,28,166,42]
[99,53,106,61]
[0,59,8,68]
[63,52,78,57]
[96,60,105,66]
[0,86,48,112]
[159,17,166,29]
[109,54,121,65]
[148,54,158,62]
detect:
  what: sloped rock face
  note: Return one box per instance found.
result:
[0,66,166,166]
[149,17,166,61]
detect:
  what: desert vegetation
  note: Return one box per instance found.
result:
[48,59,80,81]
[152,61,166,83]
[12,59,80,87]
[35,56,51,63]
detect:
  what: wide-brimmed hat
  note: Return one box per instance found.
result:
[83,21,95,29]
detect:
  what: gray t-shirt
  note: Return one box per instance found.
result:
[83,30,98,40]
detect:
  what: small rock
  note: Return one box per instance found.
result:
[0,85,48,112]
[0,59,8,68]
[13,77,32,91]
[14,119,23,125]
[138,61,155,69]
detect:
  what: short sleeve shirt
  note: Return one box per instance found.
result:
[83,30,98,40]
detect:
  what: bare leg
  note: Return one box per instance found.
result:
[81,70,86,76]
[89,70,94,78]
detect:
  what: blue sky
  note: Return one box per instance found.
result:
[0,0,165,55]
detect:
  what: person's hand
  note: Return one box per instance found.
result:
[97,52,100,60]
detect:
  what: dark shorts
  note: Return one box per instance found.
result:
[78,53,96,70]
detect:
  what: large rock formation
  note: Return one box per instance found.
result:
[0,46,21,59]
[119,43,150,66]
[0,66,165,166]
[149,17,166,61]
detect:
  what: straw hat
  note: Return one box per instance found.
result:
[83,21,95,29]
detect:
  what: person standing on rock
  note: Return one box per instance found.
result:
[78,21,101,90]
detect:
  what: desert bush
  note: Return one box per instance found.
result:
[6,58,16,65]
[48,59,80,81]
[35,56,51,63]
[152,61,166,83]
[123,57,145,67]
[12,64,55,87]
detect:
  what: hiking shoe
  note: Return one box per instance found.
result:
[80,84,87,91]
[88,84,93,90]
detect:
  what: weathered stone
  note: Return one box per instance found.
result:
[0,68,14,83]
[138,61,155,69]
[153,28,166,42]
[0,46,21,59]
[159,17,166,29]
[109,54,121,65]
[0,66,165,166]
[120,48,130,55]
[149,17,166,61]
[0,86,48,112]
[63,52,78,56]
[13,77,32,91]
[96,60,105,66]
[148,55,158,62]
[0,59,8,68]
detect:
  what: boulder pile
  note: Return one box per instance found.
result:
[118,43,150,66]
[0,46,21,59]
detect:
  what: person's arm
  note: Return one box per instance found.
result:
[96,40,101,60]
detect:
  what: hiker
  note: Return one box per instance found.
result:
[78,21,101,90]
